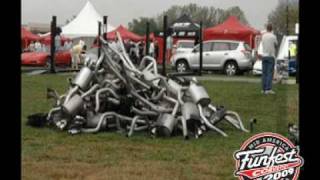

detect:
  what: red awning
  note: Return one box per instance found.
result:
[204,16,260,47]
[21,28,41,48]
[106,25,142,42]
[141,32,155,41]
[21,27,40,42]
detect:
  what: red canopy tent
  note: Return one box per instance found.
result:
[204,16,260,48]
[141,32,155,41]
[21,27,41,49]
[106,25,142,42]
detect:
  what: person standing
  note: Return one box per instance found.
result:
[129,41,138,64]
[54,27,62,52]
[64,40,73,50]
[166,34,173,63]
[289,41,297,58]
[258,24,278,94]
[28,41,35,52]
[79,45,87,65]
[34,40,42,52]
[138,41,144,63]
[149,40,155,58]
[70,42,84,70]
[154,40,159,60]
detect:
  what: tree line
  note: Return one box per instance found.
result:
[268,0,299,36]
[128,3,248,35]
[128,1,299,38]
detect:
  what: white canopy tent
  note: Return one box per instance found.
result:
[62,1,115,46]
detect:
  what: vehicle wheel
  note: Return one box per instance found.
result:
[176,60,189,73]
[224,61,238,76]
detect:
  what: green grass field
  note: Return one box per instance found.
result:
[22,74,298,180]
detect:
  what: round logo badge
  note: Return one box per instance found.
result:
[234,132,304,180]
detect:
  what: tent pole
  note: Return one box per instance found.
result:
[199,21,203,76]
[50,16,56,73]
[103,16,108,40]
[162,15,167,76]
[98,21,101,58]
[296,34,299,84]
[145,22,150,56]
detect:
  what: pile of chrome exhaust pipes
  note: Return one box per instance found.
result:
[46,32,249,139]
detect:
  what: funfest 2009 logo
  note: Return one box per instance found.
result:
[233,132,304,180]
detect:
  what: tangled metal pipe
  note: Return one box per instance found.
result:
[47,107,61,121]
[101,79,121,90]
[139,56,158,74]
[224,111,249,133]
[81,84,100,98]
[64,86,79,105]
[80,112,119,133]
[198,105,228,137]
[131,107,158,116]
[42,33,250,139]
[95,87,120,112]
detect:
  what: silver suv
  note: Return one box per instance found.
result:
[172,40,195,55]
[171,40,253,75]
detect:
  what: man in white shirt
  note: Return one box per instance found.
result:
[258,24,278,95]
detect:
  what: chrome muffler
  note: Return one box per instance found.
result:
[181,102,200,121]
[73,67,94,90]
[62,94,84,116]
[187,83,211,106]
[155,113,177,137]
[167,79,182,96]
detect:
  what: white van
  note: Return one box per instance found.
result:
[277,35,298,60]
[252,35,298,76]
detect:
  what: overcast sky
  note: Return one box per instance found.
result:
[22,0,280,30]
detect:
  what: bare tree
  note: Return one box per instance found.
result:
[268,0,299,36]
[128,3,249,33]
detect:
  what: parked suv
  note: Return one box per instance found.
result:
[170,40,253,75]
[172,39,195,55]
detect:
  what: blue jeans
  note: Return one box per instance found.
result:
[262,56,275,91]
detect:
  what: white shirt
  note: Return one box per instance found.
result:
[258,32,278,58]
[149,42,154,54]
[29,43,35,51]
[34,42,42,51]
